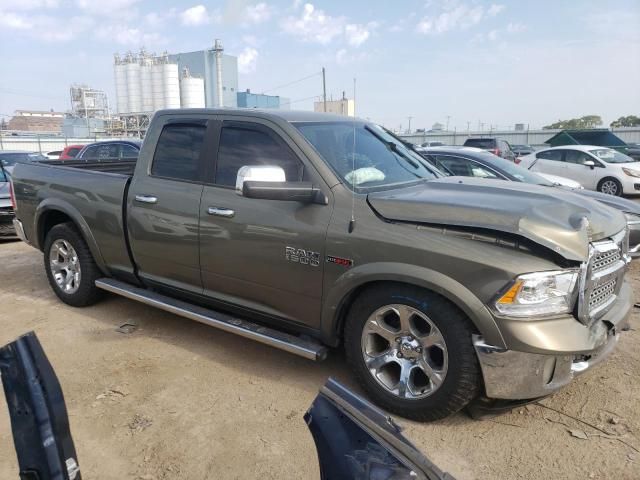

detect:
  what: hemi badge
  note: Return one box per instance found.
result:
[326,255,353,267]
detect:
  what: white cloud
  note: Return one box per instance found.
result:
[75,0,141,16]
[487,29,498,41]
[95,24,164,46]
[244,3,272,25]
[0,0,59,10]
[335,48,372,65]
[180,4,215,26]
[416,3,502,35]
[506,22,527,34]
[281,3,345,45]
[0,12,32,29]
[238,47,259,73]
[345,22,377,47]
[487,4,505,17]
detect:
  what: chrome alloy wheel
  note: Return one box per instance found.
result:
[361,304,448,399]
[601,180,619,195]
[49,239,81,294]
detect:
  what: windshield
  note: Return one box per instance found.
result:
[589,148,637,164]
[476,152,553,185]
[295,121,437,191]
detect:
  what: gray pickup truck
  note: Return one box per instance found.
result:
[10,109,634,421]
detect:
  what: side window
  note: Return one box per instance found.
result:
[565,150,594,165]
[435,155,500,179]
[151,124,206,182]
[80,145,99,159]
[0,168,7,182]
[215,123,303,187]
[120,144,139,158]
[536,150,563,162]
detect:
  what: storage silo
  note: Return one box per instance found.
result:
[151,61,165,110]
[125,53,141,113]
[180,68,205,108]
[114,54,129,114]
[163,60,181,109]
[139,50,154,112]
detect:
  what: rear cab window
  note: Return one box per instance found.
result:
[151,124,206,182]
[464,139,496,149]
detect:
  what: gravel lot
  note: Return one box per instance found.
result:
[0,240,639,480]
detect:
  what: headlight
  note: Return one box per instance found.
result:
[624,212,640,225]
[494,270,579,317]
[622,167,640,178]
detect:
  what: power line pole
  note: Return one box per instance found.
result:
[407,116,413,133]
[446,115,451,131]
[353,77,356,117]
[322,67,327,112]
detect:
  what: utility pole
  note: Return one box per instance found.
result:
[466,121,471,132]
[322,67,327,112]
[446,115,451,131]
[407,116,413,133]
[353,77,356,117]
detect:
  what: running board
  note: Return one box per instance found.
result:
[95,278,327,361]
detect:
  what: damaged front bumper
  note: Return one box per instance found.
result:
[474,280,633,401]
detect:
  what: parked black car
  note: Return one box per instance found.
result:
[462,137,516,162]
[418,146,640,257]
[511,144,535,157]
[75,140,141,161]
[0,150,48,174]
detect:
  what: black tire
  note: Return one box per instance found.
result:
[43,222,104,307]
[344,284,481,421]
[597,177,623,196]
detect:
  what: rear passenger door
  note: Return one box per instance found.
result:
[127,117,211,294]
[529,149,565,176]
[198,117,332,328]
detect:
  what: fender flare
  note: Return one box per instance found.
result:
[320,262,506,349]
[34,198,109,275]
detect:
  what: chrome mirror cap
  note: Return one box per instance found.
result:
[235,166,286,195]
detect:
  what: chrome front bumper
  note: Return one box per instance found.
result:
[475,280,633,400]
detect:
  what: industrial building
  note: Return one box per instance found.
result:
[236,90,290,110]
[7,110,64,132]
[168,40,238,108]
[313,94,354,117]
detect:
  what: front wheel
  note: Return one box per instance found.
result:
[43,223,103,307]
[598,177,623,196]
[344,285,481,421]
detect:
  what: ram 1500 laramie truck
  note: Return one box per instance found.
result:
[10,109,634,421]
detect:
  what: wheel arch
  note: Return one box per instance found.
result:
[35,199,109,275]
[321,262,506,349]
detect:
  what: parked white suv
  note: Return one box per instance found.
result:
[518,145,640,196]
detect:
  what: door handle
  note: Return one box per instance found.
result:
[135,195,158,204]
[207,207,235,218]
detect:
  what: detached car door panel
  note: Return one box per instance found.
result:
[199,118,332,328]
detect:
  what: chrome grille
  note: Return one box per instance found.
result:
[588,278,617,311]
[578,229,630,325]
[592,248,621,273]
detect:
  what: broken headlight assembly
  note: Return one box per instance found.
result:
[494,270,579,317]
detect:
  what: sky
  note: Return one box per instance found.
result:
[1,0,639,131]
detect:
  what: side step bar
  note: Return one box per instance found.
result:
[95,278,328,361]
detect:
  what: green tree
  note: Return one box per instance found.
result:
[610,115,640,128]
[543,115,603,130]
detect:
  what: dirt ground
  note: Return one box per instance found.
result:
[0,240,639,480]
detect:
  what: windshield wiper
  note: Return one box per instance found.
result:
[364,126,420,168]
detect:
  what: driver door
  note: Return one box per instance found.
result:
[563,150,600,189]
[198,117,332,328]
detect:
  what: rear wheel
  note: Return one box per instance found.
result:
[344,284,481,421]
[598,177,622,196]
[44,223,103,307]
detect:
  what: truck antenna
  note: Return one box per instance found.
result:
[348,77,357,234]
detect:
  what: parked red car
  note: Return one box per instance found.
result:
[58,145,84,160]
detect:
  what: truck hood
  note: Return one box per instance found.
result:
[367,177,627,262]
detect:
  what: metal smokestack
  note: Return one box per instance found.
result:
[213,39,224,107]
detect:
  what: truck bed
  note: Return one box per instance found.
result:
[11,161,135,276]
[38,158,137,176]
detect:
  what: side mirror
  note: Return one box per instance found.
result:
[583,160,596,169]
[236,165,327,204]
[235,165,286,193]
